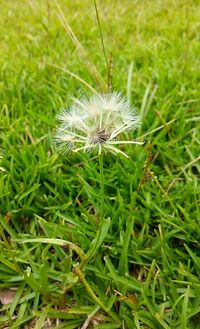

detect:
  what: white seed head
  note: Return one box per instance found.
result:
[55,92,142,157]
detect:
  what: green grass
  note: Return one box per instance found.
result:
[0,0,200,328]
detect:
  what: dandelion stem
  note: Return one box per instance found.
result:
[83,153,105,263]
[99,153,104,224]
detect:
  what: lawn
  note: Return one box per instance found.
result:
[0,0,200,328]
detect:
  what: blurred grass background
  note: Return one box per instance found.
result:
[0,0,200,328]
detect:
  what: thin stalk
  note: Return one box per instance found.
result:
[93,0,109,76]
[99,153,104,225]
[79,154,105,264]
[55,0,105,90]
[153,173,179,217]
[74,266,120,323]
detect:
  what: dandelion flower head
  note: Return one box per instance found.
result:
[55,92,142,157]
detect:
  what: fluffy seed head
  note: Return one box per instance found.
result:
[55,92,142,157]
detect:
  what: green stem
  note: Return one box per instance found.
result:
[83,154,105,262]
[99,153,104,226]
[94,153,105,254]
[78,154,106,266]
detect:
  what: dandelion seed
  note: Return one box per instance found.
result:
[55,92,143,157]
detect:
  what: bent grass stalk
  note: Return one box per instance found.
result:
[74,266,120,323]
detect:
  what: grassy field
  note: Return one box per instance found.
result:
[0,0,200,328]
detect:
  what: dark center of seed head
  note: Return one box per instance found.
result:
[97,129,111,143]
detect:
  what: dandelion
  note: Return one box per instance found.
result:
[55,92,143,158]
